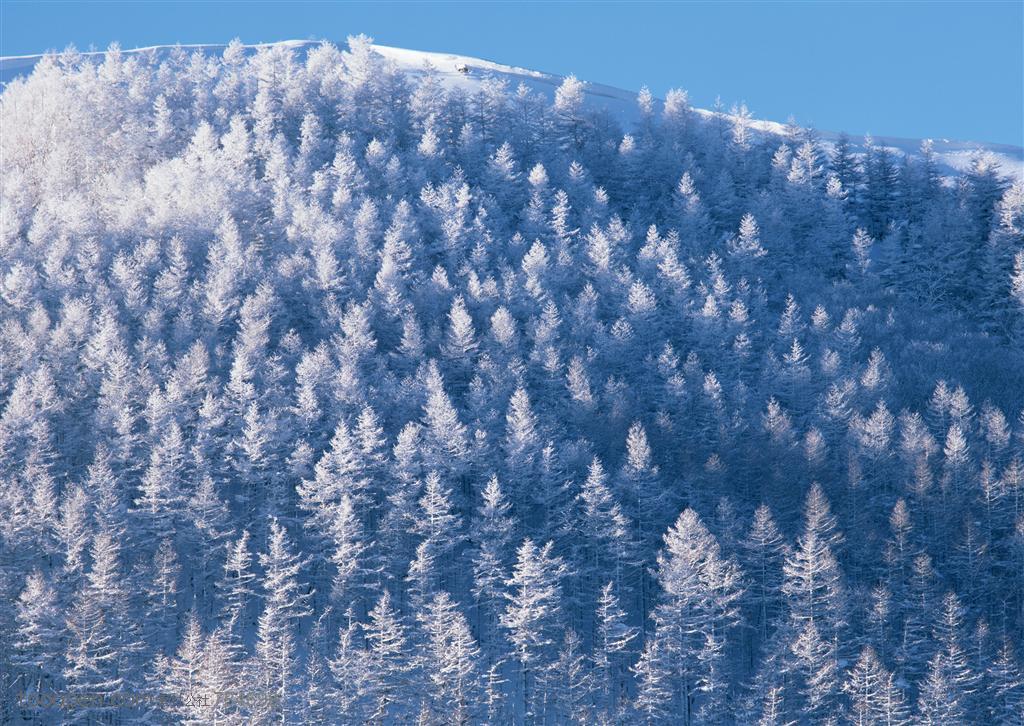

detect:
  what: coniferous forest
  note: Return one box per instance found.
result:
[1,36,1023,724]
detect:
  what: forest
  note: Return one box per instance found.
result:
[0,35,1023,724]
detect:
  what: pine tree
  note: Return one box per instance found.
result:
[443,295,479,368]
[863,141,899,238]
[830,133,862,199]
[420,367,471,476]
[632,635,674,724]
[329,614,371,724]
[133,421,187,544]
[789,620,839,721]
[927,592,979,714]
[618,421,666,621]
[576,456,633,596]
[198,623,248,724]
[143,537,181,652]
[217,529,256,639]
[409,471,462,607]
[897,553,940,686]
[186,473,234,608]
[156,610,207,723]
[852,228,874,276]
[302,606,339,724]
[55,484,91,582]
[1011,251,1024,321]
[329,492,371,615]
[553,74,588,152]
[987,639,1024,724]
[87,444,129,539]
[551,628,595,724]
[917,651,967,725]
[297,420,371,581]
[729,212,768,260]
[741,504,789,644]
[504,386,543,508]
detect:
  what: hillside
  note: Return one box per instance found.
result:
[1,34,1023,725]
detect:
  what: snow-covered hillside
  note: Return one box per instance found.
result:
[2,33,1024,725]
[2,39,1021,179]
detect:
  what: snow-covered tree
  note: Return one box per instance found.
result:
[254,518,312,723]
[501,539,569,722]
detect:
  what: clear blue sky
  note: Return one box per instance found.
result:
[2,1,1021,145]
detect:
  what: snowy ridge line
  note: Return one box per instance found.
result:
[1,38,1021,179]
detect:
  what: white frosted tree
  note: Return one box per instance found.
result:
[987,638,1024,724]
[216,529,256,640]
[576,456,633,596]
[729,213,768,260]
[471,475,515,649]
[632,635,674,724]
[782,483,846,641]
[553,74,587,151]
[155,611,206,723]
[254,519,312,723]
[501,539,569,723]
[143,537,181,652]
[843,645,910,726]
[329,492,371,614]
[741,504,789,643]
[186,474,234,608]
[651,508,744,724]
[13,571,65,699]
[551,628,595,724]
[55,484,91,582]
[64,530,144,719]
[595,580,639,716]
[789,620,839,721]
[417,591,482,725]
[133,421,187,544]
[363,589,415,724]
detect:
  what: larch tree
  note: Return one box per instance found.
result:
[843,645,911,726]
[782,483,847,643]
[254,518,312,723]
[594,580,639,717]
[363,589,415,724]
[501,539,569,723]
[417,591,482,725]
[651,508,744,725]
[13,571,66,700]
[471,475,516,651]
[64,530,144,719]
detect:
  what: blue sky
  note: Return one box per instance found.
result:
[2,1,1021,145]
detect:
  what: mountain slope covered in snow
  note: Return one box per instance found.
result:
[1,34,1023,725]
